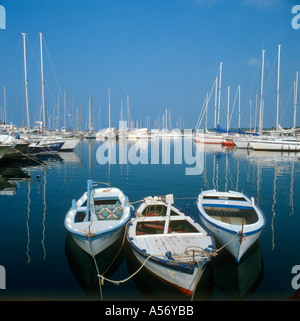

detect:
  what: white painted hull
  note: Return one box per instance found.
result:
[197,190,265,262]
[195,134,224,144]
[60,138,80,151]
[72,226,125,256]
[250,139,300,151]
[198,217,262,262]
[131,248,203,297]
[233,138,252,149]
[65,183,131,257]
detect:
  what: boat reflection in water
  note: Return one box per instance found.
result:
[211,240,264,299]
[65,233,126,298]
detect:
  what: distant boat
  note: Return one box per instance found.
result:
[60,127,74,138]
[64,180,132,256]
[249,138,300,151]
[126,194,215,298]
[59,138,80,152]
[233,136,252,149]
[105,128,116,139]
[195,132,224,144]
[84,132,97,139]
[197,190,265,262]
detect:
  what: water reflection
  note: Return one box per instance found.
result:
[65,233,126,298]
[211,240,264,299]
[0,139,299,300]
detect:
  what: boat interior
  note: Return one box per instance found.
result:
[141,204,180,217]
[136,218,198,236]
[74,197,122,223]
[203,206,258,225]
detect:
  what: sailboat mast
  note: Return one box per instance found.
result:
[3,85,6,125]
[88,96,92,131]
[39,32,46,133]
[64,90,66,129]
[238,84,241,131]
[217,62,222,127]
[214,77,218,129]
[108,88,111,129]
[227,86,230,134]
[249,99,252,132]
[259,49,265,135]
[276,44,281,136]
[57,93,59,130]
[205,92,208,133]
[22,32,30,130]
[294,71,299,136]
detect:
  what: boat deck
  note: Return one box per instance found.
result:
[133,233,212,263]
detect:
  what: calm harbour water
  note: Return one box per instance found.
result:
[0,138,299,301]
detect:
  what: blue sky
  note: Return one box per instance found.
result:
[0,0,299,130]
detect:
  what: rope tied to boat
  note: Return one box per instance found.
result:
[97,254,153,286]
[86,220,153,301]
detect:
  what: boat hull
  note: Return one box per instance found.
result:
[60,138,80,151]
[195,134,224,144]
[233,138,252,149]
[130,246,203,297]
[0,145,12,160]
[198,215,262,262]
[250,139,300,151]
[71,225,125,256]
[25,141,64,154]
[197,190,265,262]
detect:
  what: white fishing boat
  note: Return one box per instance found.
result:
[64,180,132,256]
[197,190,265,262]
[126,194,215,298]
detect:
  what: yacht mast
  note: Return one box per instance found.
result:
[217,62,222,127]
[214,77,218,129]
[294,71,298,137]
[39,32,46,133]
[276,44,281,136]
[108,88,111,129]
[259,49,265,135]
[3,85,6,125]
[22,32,30,130]
[227,86,230,134]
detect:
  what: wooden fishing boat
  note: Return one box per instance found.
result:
[197,190,265,262]
[126,194,215,298]
[65,180,132,256]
